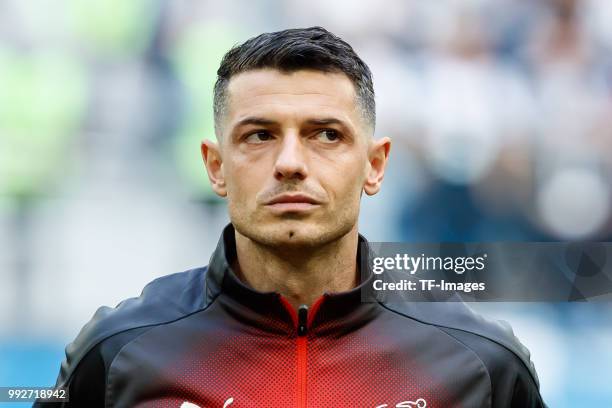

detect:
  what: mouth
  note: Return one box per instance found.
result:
[264,193,322,213]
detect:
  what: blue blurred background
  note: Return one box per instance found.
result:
[1,0,612,406]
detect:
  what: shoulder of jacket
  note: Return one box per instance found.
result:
[57,266,210,385]
[379,297,540,388]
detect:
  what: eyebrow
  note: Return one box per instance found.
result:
[304,118,347,127]
[234,117,279,128]
[233,116,349,128]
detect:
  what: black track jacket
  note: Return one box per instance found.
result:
[35,223,545,407]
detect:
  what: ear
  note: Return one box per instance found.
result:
[201,138,227,197]
[363,136,391,196]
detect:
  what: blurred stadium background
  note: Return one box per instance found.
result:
[1,0,612,406]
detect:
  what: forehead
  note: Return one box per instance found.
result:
[224,69,360,125]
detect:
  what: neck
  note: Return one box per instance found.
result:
[233,226,360,310]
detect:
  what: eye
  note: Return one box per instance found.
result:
[245,131,273,144]
[316,129,341,143]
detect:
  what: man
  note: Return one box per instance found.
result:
[37,27,545,407]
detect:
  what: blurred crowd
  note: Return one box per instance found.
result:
[1,0,611,241]
[1,0,612,406]
[345,0,612,241]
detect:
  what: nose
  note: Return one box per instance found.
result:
[273,132,308,181]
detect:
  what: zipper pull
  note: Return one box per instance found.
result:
[298,304,308,336]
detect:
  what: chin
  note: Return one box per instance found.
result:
[258,217,356,249]
[233,218,320,248]
[232,208,357,249]
[262,221,325,248]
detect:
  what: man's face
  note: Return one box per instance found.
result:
[203,69,388,248]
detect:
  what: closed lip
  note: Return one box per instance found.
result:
[265,193,321,205]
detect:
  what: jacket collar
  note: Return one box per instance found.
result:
[205,223,380,335]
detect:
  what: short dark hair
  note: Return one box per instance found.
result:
[213,27,375,136]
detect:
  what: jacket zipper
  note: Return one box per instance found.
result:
[297,305,308,408]
[279,296,325,408]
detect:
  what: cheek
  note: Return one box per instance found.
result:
[324,157,366,205]
[225,160,266,205]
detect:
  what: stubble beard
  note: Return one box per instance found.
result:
[230,204,358,254]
